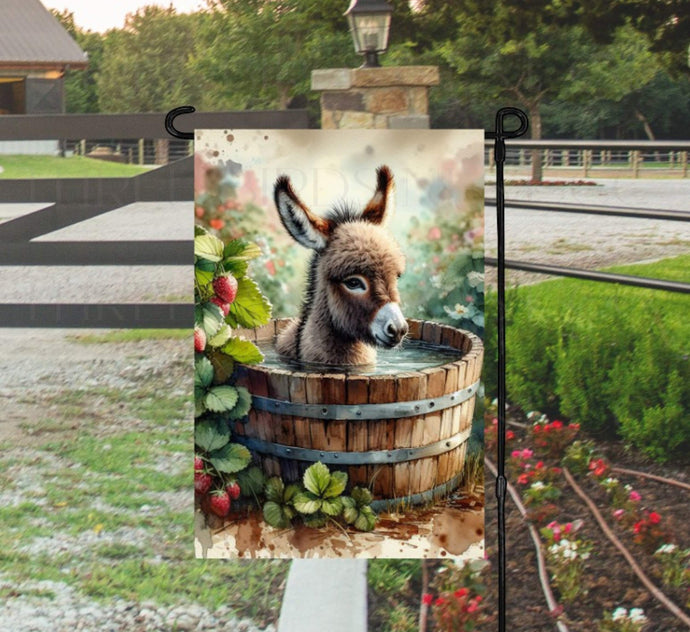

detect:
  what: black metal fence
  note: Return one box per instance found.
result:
[484,198,690,294]
[0,110,309,328]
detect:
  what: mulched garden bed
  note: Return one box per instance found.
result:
[479,409,689,631]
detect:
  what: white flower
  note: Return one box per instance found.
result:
[530,481,545,490]
[655,543,677,555]
[612,607,628,621]
[443,303,467,319]
[629,608,647,623]
[466,270,484,287]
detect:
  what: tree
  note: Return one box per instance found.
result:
[97,6,203,113]
[51,10,103,113]
[193,0,360,112]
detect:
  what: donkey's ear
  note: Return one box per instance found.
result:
[361,165,394,225]
[274,175,332,251]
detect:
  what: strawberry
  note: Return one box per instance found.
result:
[210,296,230,317]
[213,274,238,304]
[194,327,206,352]
[208,490,231,517]
[194,471,213,495]
[226,481,241,500]
[194,455,204,473]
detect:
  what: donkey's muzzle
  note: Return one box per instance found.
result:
[371,303,408,347]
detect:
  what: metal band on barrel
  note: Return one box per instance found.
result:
[233,427,471,466]
[249,379,480,421]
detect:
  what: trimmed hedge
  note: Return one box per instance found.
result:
[483,255,690,462]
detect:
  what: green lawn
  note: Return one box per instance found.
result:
[0,155,151,179]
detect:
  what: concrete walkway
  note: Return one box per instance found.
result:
[278,559,368,632]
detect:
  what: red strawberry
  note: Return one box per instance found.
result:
[208,490,231,517]
[213,274,238,304]
[194,327,206,352]
[226,481,241,500]
[194,455,204,473]
[194,472,213,495]
[210,296,230,317]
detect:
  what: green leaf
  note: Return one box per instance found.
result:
[195,224,208,237]
[351,487,373,506]
[293,491,321,515]
[342,497,358,524]
[221,336,264,364]
[208,324,233,348]
[284,484,300,504]
[224,239,262,261]
[194,418,230,452]
[195,356,214,389]
[195,302,225,339]
[223,259,249,278]
[208,442,251,474]
[225,386,252,420]
[263,501,290,528]
[264,477,285,503]
[323,470,348,499]
[195,257,216,273]
[195,267,214,291]
[195,399,206,418]
[321,496,343,517]
[302,512,327,528]
[227,277,272,329]
[205,385,240,413]
[354,507,376,532]
[195,233,224,262]
[237,466,266,498]
[303,462,331,497]
[208,350,235,385]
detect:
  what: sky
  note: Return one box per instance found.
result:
[43,0,207,33]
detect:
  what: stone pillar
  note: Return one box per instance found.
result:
[311,66,439,129]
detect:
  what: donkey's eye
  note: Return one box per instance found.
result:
[342,276,368,293]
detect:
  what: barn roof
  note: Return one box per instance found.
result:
[0,0,88,69]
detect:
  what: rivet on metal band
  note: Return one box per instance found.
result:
[233,427,472,466]
[249,379,480,421]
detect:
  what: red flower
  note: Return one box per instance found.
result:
[648,512,661,525]
[422,593,433,606]
[536,461,544,469]
[434,597,446,607]
[467,602,479,613]
[475,595,483,603]
[551,420,563,429]
[533,425,541,433]
[634,521,643,534]
[517,473,530,485]
[454,588,468,599]
[506,430,515,440]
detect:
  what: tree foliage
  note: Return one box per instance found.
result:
[97,6,203,113]
[51,10,103,113]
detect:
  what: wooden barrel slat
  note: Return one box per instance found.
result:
[346,376,369,489]
[233,319,482,505]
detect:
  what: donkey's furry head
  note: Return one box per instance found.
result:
[274,166,408,365]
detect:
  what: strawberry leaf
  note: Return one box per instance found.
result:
[293,491,321,515]
[195,302,224,339]
[263,501,291,528]
[209,442,251,474]
[225,386,252,420]
[207,350,235,385]
[226,277,272,329]
[323,471,348,499]
[223,239,261,261]
[208,324,233,348]
[303,462,331,497]
[237,466,266,498]
[195,356,214,389]
[195,418,230,452]
[205,385,239,413]
[195,233,224,262]
[221,337,264,364]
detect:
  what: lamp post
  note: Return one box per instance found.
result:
[344,0,393,68]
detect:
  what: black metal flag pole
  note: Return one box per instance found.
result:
[485,107,529,631]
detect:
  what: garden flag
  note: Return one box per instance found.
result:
[193,130,485,559]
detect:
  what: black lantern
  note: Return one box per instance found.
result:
[344,0,393,68]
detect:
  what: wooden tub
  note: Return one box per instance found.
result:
[232,318,483,508]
